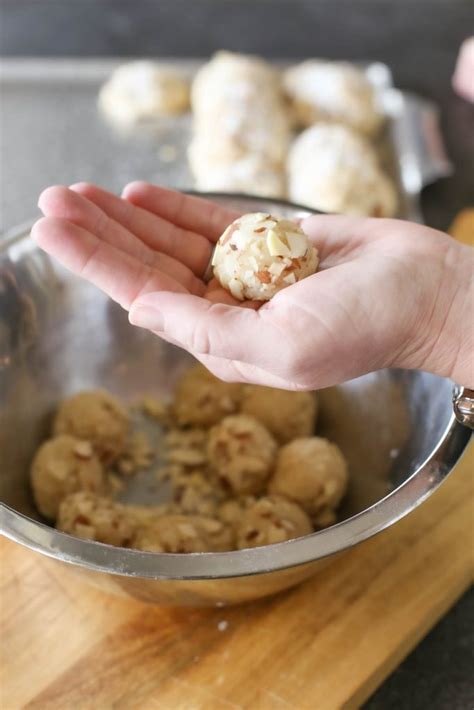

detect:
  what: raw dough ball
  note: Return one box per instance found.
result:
[30,436,106,519]
[269,437,348,517]
[217,496,256,525]
[283,60,384,136]
[57,492,135,546]
[190,51,290,197]
[212,212,319,302]
[98,61,189,123]
[192,51,282,113]
[132,515,234,553]
[188,149,286,199]
[53,389,129,464]
[208,414,277,495]
[235,495,313,549]
[190,93,289,167]
[173,364,242,428]
[288,123,397,217]
[241,386,317,443]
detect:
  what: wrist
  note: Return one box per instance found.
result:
[396,240,473,386]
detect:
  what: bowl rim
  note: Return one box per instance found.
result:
[0,203,471,580]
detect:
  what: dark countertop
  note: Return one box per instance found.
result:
[1,1,473,707]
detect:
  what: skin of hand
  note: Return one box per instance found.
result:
[452,37,474,103]
[32,183,473,390]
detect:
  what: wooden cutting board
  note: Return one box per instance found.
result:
[1,214,472,710]
[0,449,472,710]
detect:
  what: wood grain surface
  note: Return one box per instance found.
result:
[1,213,472,710]
[1,449,472,710]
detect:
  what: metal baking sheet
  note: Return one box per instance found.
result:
[0,58,453,234]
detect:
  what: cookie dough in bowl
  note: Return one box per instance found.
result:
[269,437,349,518]
[57,491,136,547]
[235,496,313,549]
[208,414,277,495]
[53,389,130,464]
[173,364,242,428]
[241,386,317,443]
[132,515,235,553]
[30,436,107,520]
[212,212,319,301]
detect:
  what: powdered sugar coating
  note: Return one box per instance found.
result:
[189,51,290,198]
[283,60,384,136]
[98,61,189,123]
[288,123,397,217]
[188,150,286,199]
[212,212,319,301]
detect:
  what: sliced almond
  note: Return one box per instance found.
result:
[268,261,287,278]
[286,232,308,257]
[228,278,244,300]
[200,519,224,533]
[267,229,291,256]
[73,441,94,460]
[211,245,221,266]
[167,448,207,466]
[177,522,198,538]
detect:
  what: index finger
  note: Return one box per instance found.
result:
[122,182,240,243]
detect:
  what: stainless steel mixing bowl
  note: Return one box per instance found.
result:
[0,196,470,606]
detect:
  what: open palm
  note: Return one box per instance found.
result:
[33,183,462,389]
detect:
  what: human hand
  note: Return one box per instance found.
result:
[33,182,253,310]
[452,37,474,103]
[33,183,473,389]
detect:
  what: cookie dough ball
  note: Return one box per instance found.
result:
[30,436,106,520]
[173,364,242,428]
[98,61,189,123]
[132,515,234,553]
[57,492,135,547]
[269,437,348,517]
[241,386,317,443]
[212,213,319,302]
[192,51,282,117]
[188,148,286,199]
[288,123,397,217]
[53,390,129,464]
[235,495,313,549]
[190,51,290,195]
[190,95,290,167]
[208,414,277,495]
[217,496,256,526]
[283,60,384,136]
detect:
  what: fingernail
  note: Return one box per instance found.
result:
[129,305,164,331]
